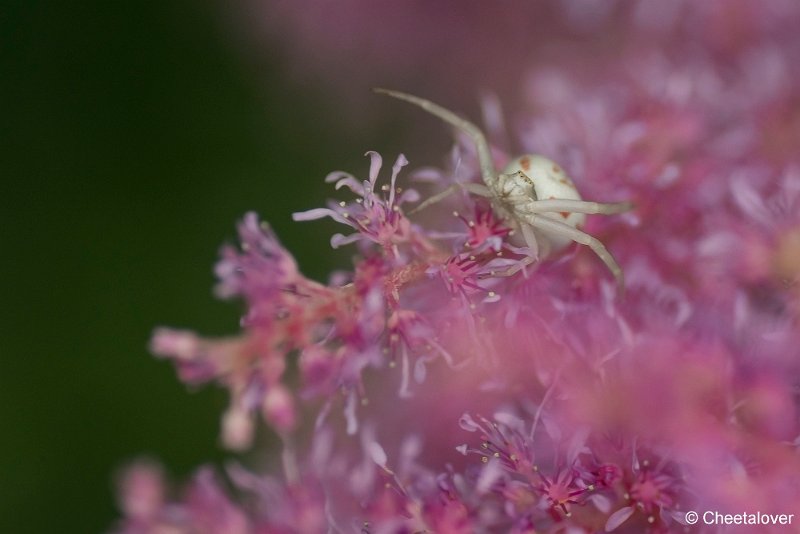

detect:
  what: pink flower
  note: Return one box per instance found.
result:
[293,152,426,260]
[113,462,250,534]
[116,2,800,531]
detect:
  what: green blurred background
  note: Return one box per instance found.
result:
[0,1,435,532]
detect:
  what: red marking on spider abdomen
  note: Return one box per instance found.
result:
[520,156,530,171]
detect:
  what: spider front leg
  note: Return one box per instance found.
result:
[409,182,493,215]
[373,88,498,187]
[519,199,635,216]
[526,214,626,295]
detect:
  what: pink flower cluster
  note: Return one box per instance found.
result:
[114,2,800,533]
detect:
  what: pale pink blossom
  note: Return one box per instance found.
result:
[115,2,800,532]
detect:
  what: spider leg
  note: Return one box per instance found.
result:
[518,199,634,215]
[374,88,497,187]
[480,256,536,279]
[526,214,625,295]
[478,222,541,279]
[408,182,492,215]
[520,223,540,259]
[462,183,493,197]
[408,184,459,215]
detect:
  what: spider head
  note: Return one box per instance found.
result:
[500,170,538,201]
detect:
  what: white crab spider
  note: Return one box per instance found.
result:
[374,88,633,294]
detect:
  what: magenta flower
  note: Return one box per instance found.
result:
[113,461,250,534]
[114,1,800,532]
